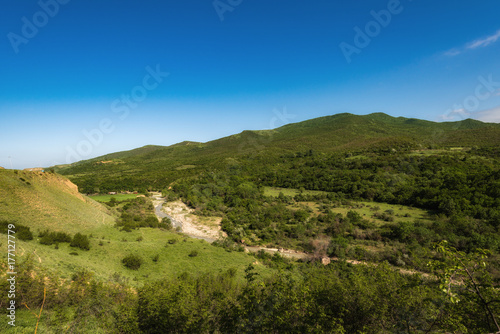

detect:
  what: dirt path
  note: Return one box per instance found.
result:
[244,246,310,260]
[33,249,42,263]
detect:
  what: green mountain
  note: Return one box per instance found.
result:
[55,113,500,193]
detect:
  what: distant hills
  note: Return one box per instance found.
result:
[53,113,500,192]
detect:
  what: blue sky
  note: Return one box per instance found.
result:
[1,0,500,169]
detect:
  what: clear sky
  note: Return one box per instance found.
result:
[1,0,500,169]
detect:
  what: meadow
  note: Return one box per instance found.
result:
[7,226,270,284]
[90,194,140,202]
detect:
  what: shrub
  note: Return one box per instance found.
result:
[161,217,173,230]
[71,233,90,250]
[188,250,199,258]
[38,229,72,245]
[40,233,55,245]
[38,229,50,238]
[17,227,34,241]
[54,231,72,243]
[107,197,118,207]
[152,254,160,263]
[122,254,143,270]
[144,216,159,228]
[0,221,33,241]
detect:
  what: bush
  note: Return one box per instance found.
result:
[38,229,72,245]
[144,216,159,228]
[122,254,143,270]
[54,231,72,243]
[188,250,199,258]
[0,221,33,240]
[17,226,34,241]
[161,217,173,230]
[71,233,91,250]
[40,233,55,245]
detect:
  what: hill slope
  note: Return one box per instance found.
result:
[0,169,270,284]
[55,113,500,192]
[0,169,114,233]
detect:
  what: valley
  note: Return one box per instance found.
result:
[2,113,500,333]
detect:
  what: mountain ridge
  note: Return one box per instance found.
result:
[55,113,500,169]
[53,112,500,193]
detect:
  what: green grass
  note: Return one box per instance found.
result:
[408,147,469,156]
[175,165,197,170]
[0,170,115,233]
[8,226,269,285]
[0,170,273,287]
[329,200,433,226]
[0,309,111,334]
[263,186,328,197]
[264,186,433,227]
[90,194,140,202]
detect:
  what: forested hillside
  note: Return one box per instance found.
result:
[56,113,500,193]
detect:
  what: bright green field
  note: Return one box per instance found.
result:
[264,186,433,226]
[3,225,271,286]
[263,186,328,197]
[89,194,140,202]
[328,201,432,226]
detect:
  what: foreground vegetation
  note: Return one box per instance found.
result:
[1,246,499,333]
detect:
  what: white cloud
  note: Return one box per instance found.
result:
[444,49,461,57]
[474,106,500,123]
[466,29,500,50]
[440,108,470,121]
[444,29,500,56]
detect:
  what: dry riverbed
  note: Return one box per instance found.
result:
[153,195,226,242]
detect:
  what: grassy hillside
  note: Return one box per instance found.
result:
[0,169,114,233]
[55,113,500,194]
[0,169,271,284]
[6,227,265,283]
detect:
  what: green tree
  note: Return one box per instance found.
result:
[430,240,500,333]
